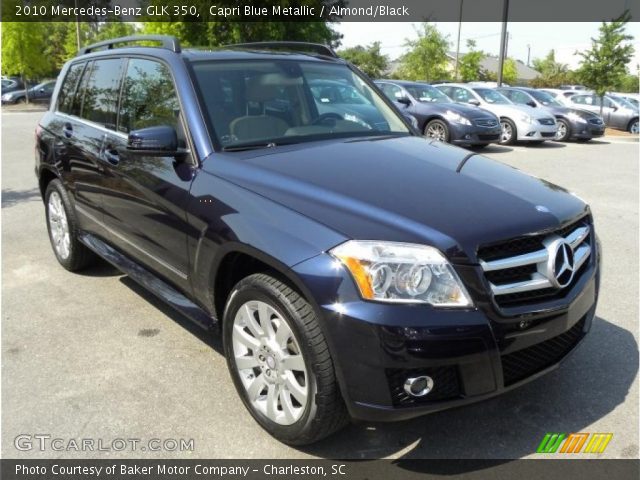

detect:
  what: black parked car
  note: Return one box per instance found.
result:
[375,80,501,148]
[2,80,56,105]
[497,87,605,142]
[1,77,28,94]
[37,37,600,445]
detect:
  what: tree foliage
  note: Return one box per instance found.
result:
[2,22,52,80]
[576,12,635,110]
[529,50,572,88]
[397,23,451,82]
[458,40,486,82]
[338,42,388,78]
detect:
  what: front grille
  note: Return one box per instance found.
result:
[475,118,499,127]
[386,366,462,407]
[538,118,556,126]
[541,132,556,137]
[478,134,500,141]
[501,316,586,386]
[478,217,592,308]
[588,118,603,125]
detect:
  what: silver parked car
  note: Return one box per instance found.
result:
[436,83,557,145]
[567,93,639,133]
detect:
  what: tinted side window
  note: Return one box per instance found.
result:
[510,90,531,105]
[119,59,179,134]
[57,63,86,114]
[80,59,124,129]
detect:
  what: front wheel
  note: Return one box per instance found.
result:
[499,118,517,145]
[223,273,348,445]
[629,119,639,135]
[424,119,450,143]
[555,118,571,141]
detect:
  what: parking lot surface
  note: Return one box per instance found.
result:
[2,111,638,460]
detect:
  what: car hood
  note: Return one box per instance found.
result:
[543,105,600,119]
[477,102,550,120]
[412,101,497,120]
[207,136,587,263]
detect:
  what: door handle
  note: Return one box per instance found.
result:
[102,148,120,166]
[62,123,73,138]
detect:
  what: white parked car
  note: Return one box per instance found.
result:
[436,83,557,145]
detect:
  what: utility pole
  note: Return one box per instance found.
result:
[526,44,531,66]
[497,0,509,86]
[75,0,81,51]
[454,0,464,81]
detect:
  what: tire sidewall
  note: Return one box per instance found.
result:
[630,119,639,134]
[556,118,571,141]
[500,118,517,145]
[44,180,77,269]
[223,279,319,443]
[424,119,450,142]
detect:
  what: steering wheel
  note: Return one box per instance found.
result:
[312,113,344,126]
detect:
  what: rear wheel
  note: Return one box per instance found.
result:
[45,179,95,271]
[223,273,348,445]
[629,118,639,134]
[555,118,571,141]
[424,119,450,143]
[499,118,517,145]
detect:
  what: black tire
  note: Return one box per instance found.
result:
[16,97,26,104]
[499,118,517,145]
[469,144,488,149]
[576,138,591,143]
[223,273,349,445]
[44,179,95,271]
[424,119,450,143]
[555,118,571,142]
[628,118,639,135]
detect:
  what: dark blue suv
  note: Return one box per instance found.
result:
[36,36,600,445]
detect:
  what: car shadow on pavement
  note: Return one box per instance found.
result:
[524,142,566,149]
[299,316,638,464]
[1,187,40,208]
[467,145,513,154]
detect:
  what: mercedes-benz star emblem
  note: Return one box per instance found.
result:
[550,240,575,288]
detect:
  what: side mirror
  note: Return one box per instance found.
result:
[127,125,185,157]
[39,88,45,93]
[526,100,536,108]
[396,96,411,106]
[468,99,481,106]
[611,105,618,111]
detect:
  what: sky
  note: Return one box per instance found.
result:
[336,22,640,71]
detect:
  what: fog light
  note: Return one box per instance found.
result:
[404,376,434,397]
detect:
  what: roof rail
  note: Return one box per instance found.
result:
[78,35,181,56]
[224,41,338,58]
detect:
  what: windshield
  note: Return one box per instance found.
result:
[474,88,512,105]
[191,60,410,149]
[405,84,451,103]
[529,90,562,107]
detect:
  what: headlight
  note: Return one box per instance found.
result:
[567,112,587,124]
[330,240,473,307]
[520,114,534,124]
[1,93,12,101]
[444,110,472,125]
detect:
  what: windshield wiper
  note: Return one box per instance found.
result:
[222,142,279,152]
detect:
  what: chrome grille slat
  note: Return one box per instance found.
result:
[481,224,591,299]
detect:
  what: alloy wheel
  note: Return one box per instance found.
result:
[426,122,446,141]
[231,300,308,426]
[47,191,71,260]
[631,121,639,135]
[555,122,567,140]
[500,121,513,143]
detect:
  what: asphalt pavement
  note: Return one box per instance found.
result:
[2,111,638,460]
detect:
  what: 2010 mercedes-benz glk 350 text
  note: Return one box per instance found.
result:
[36,36,601,445]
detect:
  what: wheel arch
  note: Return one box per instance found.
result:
[38,167,59,199]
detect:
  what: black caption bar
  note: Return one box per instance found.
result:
[1,0,638,22]
[1,459,640,480]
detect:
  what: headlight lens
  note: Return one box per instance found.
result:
[444,110,472,125]
[1,93,12,101]
[567,112,587,124]
[520,114,534,124]
[330,240,473,307]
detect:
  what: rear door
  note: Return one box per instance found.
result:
[100,57,194,290]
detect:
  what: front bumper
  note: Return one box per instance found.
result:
[570,120,605,139]
[292,245,600,422]
[449,122,502,145]
[515,121,558,141]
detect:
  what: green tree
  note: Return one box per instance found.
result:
[576,12,635,114]
[618,68,639,92]
[458,40,486,82]
[338,42,388,78]
[1,22,52,101]
[484,58,518,85]
[530,50,572,88]
[397,23,451,82]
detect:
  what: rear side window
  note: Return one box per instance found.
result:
[80,58,125,130]
[118,59,179,134]
[57,63,85,114]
